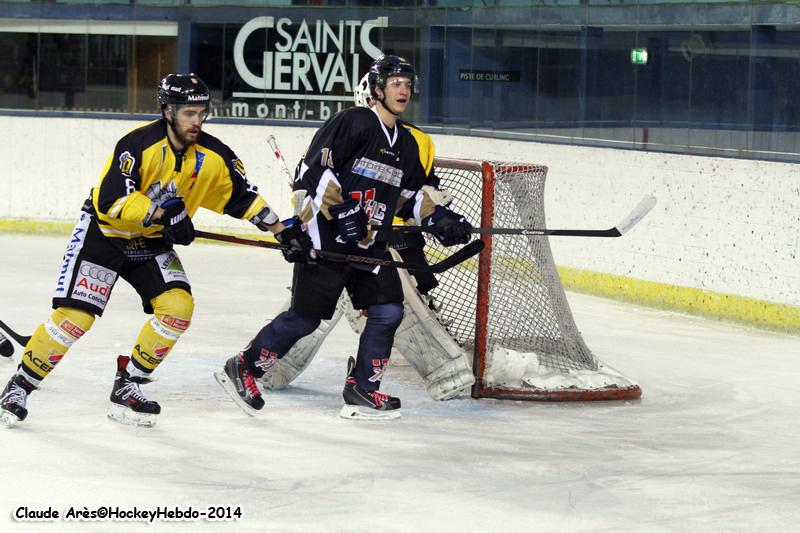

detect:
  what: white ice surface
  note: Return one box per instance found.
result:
[1,234,799,533]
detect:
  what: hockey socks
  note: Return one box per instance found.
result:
[19,307,94,384]
[242,309,319,377]
[128,289,193,374]
[352,303,403,387]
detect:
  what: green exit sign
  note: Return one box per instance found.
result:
[631,48,648,65]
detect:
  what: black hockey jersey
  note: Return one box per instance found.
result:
[295,106,434,254]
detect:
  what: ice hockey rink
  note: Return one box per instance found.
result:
[0,233,798,533]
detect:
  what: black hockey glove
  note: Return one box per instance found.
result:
[422,205,472,247]
[276,218,314,263]
[328,198,368,243]
[158,197,195,246]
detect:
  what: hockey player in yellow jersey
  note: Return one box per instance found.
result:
[0,73,312,428]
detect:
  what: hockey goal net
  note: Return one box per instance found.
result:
[426,157,641,401]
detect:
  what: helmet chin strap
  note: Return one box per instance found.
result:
[163,106,181,136]
[376,89,400,117]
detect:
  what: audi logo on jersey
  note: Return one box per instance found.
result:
[71,260,117,307]
[79,264,117,285]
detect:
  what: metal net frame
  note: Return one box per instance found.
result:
[425,157,641,401]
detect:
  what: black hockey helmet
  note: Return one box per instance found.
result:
[157,73,211,110]
[368,54,418,99]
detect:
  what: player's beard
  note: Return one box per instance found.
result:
[175,125,200,148]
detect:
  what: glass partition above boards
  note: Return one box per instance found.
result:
[0,2,798,161]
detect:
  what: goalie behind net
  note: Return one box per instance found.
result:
[426,157,641,401]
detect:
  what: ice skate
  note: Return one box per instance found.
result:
[0,332,13,358]
[108,355,161,428]
[214,353,265,416]
[340,356,401,421]
[0,374,36,428]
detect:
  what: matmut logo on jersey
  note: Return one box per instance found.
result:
[228,16,387,120]
[351,158,403,188]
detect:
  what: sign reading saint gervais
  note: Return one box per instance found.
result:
[229,16,388,120]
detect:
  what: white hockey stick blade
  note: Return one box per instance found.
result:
[107,404,157,428]
[339,404,401,421]
[615,194,657,235]
[1,409,21,428]
[214,370,259,417]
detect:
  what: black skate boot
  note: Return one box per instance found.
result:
[341,356,401,420]
[108,355,161,428]
[214,353,265,416]
[0,374,37,428]
[0,332,13,357]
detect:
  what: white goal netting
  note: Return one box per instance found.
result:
[425,157,641,401]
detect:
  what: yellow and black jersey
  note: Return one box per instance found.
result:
[92,118,272,240]
[394,119,436,226]
[399,119,434,178]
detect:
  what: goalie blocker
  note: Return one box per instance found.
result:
[261,251,474,401]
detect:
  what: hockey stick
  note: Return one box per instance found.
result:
[388,195,657,238]
[267,134,307,217]
[267,135,294,187]
[195,230,484,274]
[0,321,30,348]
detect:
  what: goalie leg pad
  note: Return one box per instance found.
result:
[341,294,367,335]
[390,251,475,400]
[261,296,345,390]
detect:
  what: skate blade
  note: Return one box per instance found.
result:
[339,404,401,421]
[214,370,259,417]
[107,403,157,428]
[1,410,21,428]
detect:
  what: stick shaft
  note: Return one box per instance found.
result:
[385,194,656,238]
[194,230,483,274]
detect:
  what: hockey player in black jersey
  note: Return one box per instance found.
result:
[216,55,473,420]
[0,74,311,428]
[259,72,475,401]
